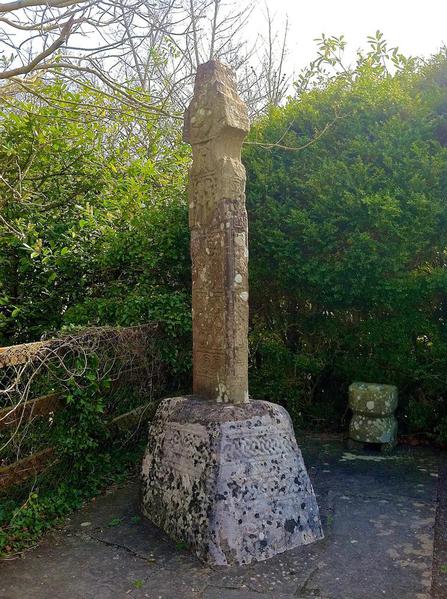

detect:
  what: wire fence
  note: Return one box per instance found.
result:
[0,324,163,491]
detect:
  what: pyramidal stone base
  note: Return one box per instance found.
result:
[141,397,323,566]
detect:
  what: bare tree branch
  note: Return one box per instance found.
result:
[0,0,86,12]
[0,16,73,79]
[0,0,293,121]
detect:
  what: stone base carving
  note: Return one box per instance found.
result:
[141,397,323,566]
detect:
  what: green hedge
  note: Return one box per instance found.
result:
[1,50,447,442]
[244,52,447,440]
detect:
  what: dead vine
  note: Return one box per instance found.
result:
[0,324,161,467]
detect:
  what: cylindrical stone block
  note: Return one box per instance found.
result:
[348,382,398,445]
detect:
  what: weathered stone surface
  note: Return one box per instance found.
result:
[141,396,323,566]
[183,60,250,404]
[141,60,322,566]
[349,382,398,445]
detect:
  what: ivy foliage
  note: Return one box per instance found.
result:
[0,442,144,557]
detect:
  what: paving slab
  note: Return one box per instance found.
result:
[0,438,445,599]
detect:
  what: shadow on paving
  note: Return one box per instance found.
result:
[0,438,445,599]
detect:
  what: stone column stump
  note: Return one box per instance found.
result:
[348,382,398,453]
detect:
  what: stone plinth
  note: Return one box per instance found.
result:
[141,397,323,566]
[348,382,398,449]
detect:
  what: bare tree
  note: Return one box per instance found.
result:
[108,0,258,111]
[239,5,290,117]
[0,0,291,119]
[107,0,292,115]
[0,0,182,116]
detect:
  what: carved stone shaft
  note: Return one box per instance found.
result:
[183,60,250,404]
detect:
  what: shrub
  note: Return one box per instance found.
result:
[244,44,447,436]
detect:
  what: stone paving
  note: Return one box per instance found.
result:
[0,437,445,599]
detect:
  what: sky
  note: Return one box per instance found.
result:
[255,0,447,73]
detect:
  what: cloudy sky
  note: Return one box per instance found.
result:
[256,0,447,72]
